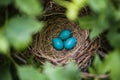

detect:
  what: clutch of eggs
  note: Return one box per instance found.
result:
[52,29,77,51]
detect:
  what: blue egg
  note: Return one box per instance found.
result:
[59,29,72,40]
[64,37,77,50]
[52,37,64,50]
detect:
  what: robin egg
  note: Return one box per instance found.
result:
[52,37,64,50]
[64,37,77,50]
[59,29,72,40]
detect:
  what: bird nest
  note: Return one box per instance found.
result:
[28,15,100,70]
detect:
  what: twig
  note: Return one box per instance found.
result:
[12,54,27,64]
[43,12,64,17]
[81,72,109,79]
[98,50,106,58]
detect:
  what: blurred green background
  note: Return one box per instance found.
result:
[0,0,120,80]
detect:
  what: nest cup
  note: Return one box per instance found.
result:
[29,15,100,70]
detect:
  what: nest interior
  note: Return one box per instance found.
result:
[29,15,100,70]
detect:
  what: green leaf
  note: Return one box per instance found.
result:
[66,3,79,21]
[54,0,88,20]
[89,55,105,74]
[44,61,80,80]
[104,50,120,80]
[53,0,69,7]
[107,28,120,48]
[114,10,120,21]
[89,67,96,74]
[17,66,46,80]
[15,0,43,16]
[0,34,9,54]
[78,16,95,29]
[4,16,44,50]
[0,65,12,80]
[89,51,120,80]
[0,0,13,6]
[90,25,105,39]
[90,14,109,39]
[93,55,103,74]
[44,63,66,80]
[89,0,107,13]
[66,0,88,20]
[64,61,81,80]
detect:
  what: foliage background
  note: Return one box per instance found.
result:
[0,0,120,80]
